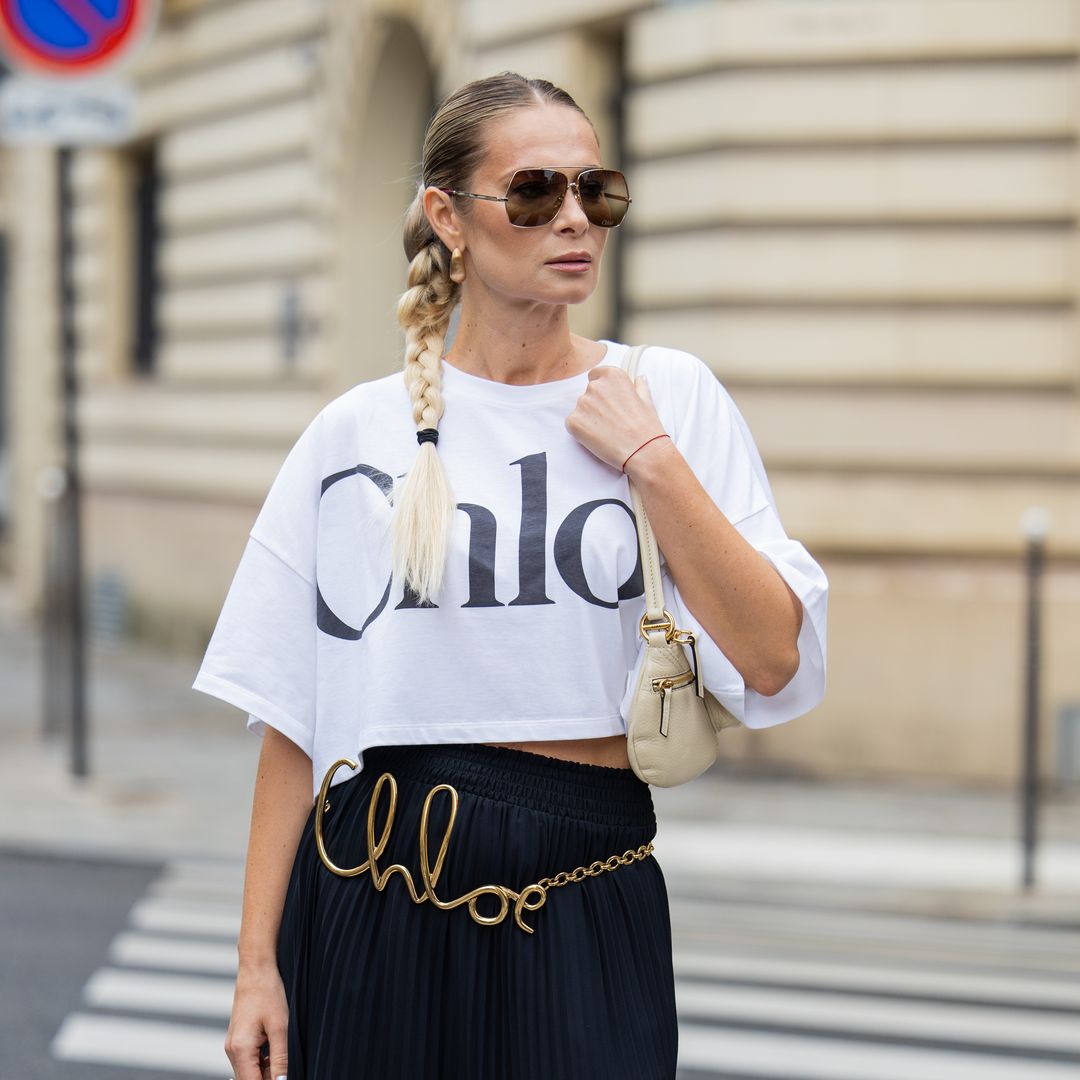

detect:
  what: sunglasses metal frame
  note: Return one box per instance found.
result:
[438,166,632,228]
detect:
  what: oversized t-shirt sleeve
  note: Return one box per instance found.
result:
[191,410,325,757]
[655,353,828,728]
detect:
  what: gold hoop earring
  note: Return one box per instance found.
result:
[450,247,465,284]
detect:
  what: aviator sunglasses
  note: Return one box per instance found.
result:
[439,167,632,228]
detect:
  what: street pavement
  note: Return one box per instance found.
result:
[11,849,1080,1079]
[3,577,1080,1079]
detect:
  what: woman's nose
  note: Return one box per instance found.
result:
[556,184,589,226]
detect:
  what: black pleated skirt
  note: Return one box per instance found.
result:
[276,742,678,1079]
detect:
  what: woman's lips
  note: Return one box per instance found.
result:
[545,260,591,272]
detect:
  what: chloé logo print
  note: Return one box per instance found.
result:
[316,451,645,642]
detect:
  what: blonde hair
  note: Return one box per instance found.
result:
[391,71,596,605]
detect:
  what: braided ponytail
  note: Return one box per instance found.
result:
[391,72,595,605]
[390,197,459,604]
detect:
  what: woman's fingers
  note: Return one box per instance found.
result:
[267,1022,289,1079]
[226,1031,269,1080]
[226,967,289,1079]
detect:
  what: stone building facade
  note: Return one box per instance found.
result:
[1,0,1078,786]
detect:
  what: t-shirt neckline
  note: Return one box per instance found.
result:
[439,340,624,405]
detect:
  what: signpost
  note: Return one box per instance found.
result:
[0,0,160,143]
[0,0,156,77]
[0,0,160,779]
[1019,507,1051,891]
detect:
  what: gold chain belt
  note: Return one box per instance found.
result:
[314,757,655,935]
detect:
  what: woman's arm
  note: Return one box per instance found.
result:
[226,727,314,1079]
[626,435,802,696]
[237,725,314,970]
[568,363,802,697]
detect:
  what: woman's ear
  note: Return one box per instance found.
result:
[422,186,463,252]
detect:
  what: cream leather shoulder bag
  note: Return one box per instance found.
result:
[621,343,743,787]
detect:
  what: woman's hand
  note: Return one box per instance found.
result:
[565,367,667,473]
[225,960,289,1080]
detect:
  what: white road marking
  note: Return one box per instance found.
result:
[109,931,238,975]
[671,948,1080,1010]
[677,1023,1080,1079]
[52,1013,230,1076]
[83,968,235,1019]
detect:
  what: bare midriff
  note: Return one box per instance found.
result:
[481,734,632,771]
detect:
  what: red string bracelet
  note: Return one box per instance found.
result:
[621,433,670,473]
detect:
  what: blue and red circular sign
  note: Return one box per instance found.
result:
[0,0,158,77]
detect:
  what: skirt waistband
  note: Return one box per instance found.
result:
[355,742,655,829]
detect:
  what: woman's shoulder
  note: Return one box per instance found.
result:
[599,338,728,395]
[312,368,410,431]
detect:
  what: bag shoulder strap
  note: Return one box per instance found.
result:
[619,345,668,629]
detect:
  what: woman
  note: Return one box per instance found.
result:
[195,71,828,1079]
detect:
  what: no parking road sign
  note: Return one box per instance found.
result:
[0,0,157,76]
[0,0,159,143]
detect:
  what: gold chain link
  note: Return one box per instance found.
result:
[536,842,655,891]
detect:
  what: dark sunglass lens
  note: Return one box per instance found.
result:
[505,169,566,227]
[578,169,630,227]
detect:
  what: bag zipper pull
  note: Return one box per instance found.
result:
[674,628,705,699]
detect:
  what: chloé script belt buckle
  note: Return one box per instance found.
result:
[313,757,655,935]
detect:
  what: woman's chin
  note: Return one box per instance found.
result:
[539,280,597,305]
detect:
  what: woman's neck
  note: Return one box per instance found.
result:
[445,313,601,386]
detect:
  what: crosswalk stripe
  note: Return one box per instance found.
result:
[157,857,245,882]
[671,950,1080,1010]
[673,929,1080,981]
[676,1022,1080,1079]
[669,895,1080,954]
[654,822,1080,893]
[669,898,1080,971]
[109,930,239,975]
[146,876,245,902]
[83,968,235,1019]
[148,862,245,900]
[164,856,245,871]
[674,981,1080,1056]
[128,896,240,938]
[51,1013,230,1077]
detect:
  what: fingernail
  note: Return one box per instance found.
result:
[276,1075,287,1080]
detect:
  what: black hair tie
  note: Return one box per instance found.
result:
[416,427,439,446]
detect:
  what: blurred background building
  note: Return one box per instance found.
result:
[0,0,1077,789]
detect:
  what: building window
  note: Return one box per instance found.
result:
[129,140,159,377]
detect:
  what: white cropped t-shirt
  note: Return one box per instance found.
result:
[192,339,829,799]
